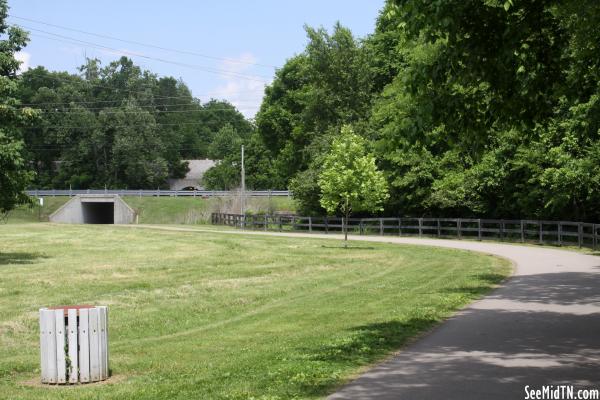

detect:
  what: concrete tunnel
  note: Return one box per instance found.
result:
[49,195,136,224]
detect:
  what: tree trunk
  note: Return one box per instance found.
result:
[344,198,349,248]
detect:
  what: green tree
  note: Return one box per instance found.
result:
[254,23,374,195]
[318,126,388,246]
[207,123,242,160]
[0,0,35,213]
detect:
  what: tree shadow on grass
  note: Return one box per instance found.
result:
[440,272,510,297]
[290,272,511,397]
[0,252,48,266]
[292,318,438,397]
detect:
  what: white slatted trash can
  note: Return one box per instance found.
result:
[39,305,109,384]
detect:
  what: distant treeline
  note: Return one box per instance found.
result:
[17,57,253,189]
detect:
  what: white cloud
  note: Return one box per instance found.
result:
[205,52,271,118]
[15,51,31,74]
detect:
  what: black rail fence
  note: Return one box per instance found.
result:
[211,213,600,249]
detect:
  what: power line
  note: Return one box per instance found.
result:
[18,91,264,107]
[21,26,271,83]
[26,146,223,151]
[9,14,278,69]
[19,120,255,129]
[33,106,260,115]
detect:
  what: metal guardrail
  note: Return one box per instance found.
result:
[26,189,290,198]
[212,213,600,249]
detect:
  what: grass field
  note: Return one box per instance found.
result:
[4,196,296,224]
[0,224,510,399]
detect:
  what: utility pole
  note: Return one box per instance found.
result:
[240,145,245,223]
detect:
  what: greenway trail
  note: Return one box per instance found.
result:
[131,225,600,399]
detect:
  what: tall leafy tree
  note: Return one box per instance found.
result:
[369,0,600,221]
[255,23,374,191]
[0,0,35,213]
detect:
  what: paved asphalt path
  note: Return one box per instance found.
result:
[126,225,600,399]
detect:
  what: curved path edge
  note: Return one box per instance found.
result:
[120,225,600,399]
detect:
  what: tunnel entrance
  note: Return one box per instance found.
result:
[50,195,135,224]
[82,202,114,224]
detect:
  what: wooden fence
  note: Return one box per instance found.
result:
[211,213,600,249]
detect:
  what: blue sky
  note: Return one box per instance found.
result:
[9,1,384,117]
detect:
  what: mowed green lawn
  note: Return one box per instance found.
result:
[0,224,510,399]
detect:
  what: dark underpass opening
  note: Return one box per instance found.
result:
[82,202,114,224]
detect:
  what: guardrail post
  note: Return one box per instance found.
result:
[418,218,423,237]
[457,218,462,239]
[478,219,482,241]
[594,224,598,250]
[539,221,543,244]
[379,219,384,236]
[308,216,312,233]
[578,223,583,248]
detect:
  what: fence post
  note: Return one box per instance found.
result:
[437,219,441,238]
[520,220,524,243]
[578,223,583,248]
[500,220,505,240]
[360,220,365,235]
[418,218,423,237]
[325,217,328,234]
[594,224,598,250]
[558,222,562,246]
[308,216,312,233]
[478,219,482,241]
[398,218,402,236]
[379,219,384,236]
[264,215,268,231]
[539,221,543,244]
[457,218,462,240]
